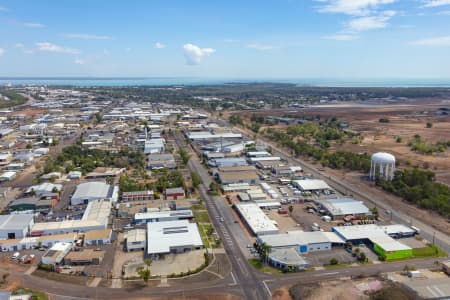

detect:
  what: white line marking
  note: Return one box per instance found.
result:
[262,281,272,297]
[230,272,237,284]
[314,271,340,276]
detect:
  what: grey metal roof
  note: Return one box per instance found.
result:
[0,214,34,230]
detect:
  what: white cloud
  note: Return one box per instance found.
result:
[183,43,215,65]
[317,0,397,16]
[155,42,166,49]
[15,43,25,48]
[246,43,276,50]
[324,33,359,40]
[64,33,112,40]
[125,47,132,52]
[22,22,45,28]
[411,35,450,46]
[347,10,396,31]
[36,42,80,54]
[0,48,5,56]
[74,58,86,65]
[437,9,450,14]
[422,0,450,7]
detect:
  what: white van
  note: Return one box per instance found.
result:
[12,252,20,259]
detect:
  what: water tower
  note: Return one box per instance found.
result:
[370,152,395,181]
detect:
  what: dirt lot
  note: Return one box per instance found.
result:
[266,209,300,232]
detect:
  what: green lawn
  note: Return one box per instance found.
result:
[413,244,447,258]
[248,259,282,274]
[198,223,213,248]
[194,210,210,223]
[323,263,352,269]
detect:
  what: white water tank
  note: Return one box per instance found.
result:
[370,152,395,181]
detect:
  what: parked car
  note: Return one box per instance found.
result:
[12,252,20,259]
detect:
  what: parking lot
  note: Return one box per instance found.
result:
[303,248,355,266]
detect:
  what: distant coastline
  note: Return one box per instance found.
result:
[1,77,450,88]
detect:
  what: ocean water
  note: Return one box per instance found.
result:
[1,77,450,87]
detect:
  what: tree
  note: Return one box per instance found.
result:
[426,121,433,128]
[329,258,338,265]
[2,273,9,284]
[137,259,152,282]
[26,143,32,149]
[191,172,202,189]
[258,242,272,263]
[288,205,294,215]
[358,251,367,263]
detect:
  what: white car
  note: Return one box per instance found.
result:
[12,252,20,259]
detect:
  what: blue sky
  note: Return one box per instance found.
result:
[1,0,450,78]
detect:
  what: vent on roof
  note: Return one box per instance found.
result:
[163,226,188,234]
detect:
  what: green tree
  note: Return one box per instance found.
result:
[288,205,294,215]
[329,258,338,265]
[191,172,202,189]
[137,259,152,282]
[426,121,433,128]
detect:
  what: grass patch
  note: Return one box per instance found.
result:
[194,210,210,223]
[198,223,213,248]
[323,263,352,269]
[248,258,282,274]
[13,288,48,300]
[191,203,205,210]
[412,244,447,258]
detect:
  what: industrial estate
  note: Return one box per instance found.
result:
[0,83,448,300]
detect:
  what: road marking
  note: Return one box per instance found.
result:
[230,272,237,285]
[262,280,272,297]
[236,257,249,276]
[314,271,340,276]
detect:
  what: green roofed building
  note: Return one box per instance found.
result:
[332,224,414,261]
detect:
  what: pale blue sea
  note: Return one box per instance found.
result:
[1,77,450,87]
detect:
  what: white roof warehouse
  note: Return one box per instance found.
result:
[146,220,203,256]
[71,181,118,205]
[0,214,35,239]
[234,203,278,236]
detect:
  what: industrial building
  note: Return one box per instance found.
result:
[121,190,155,202]
[268,248,309,271]
[64,249,105,265]
[125,229,146,251]
[217,170,260,185]
[83,229,112,245]
[317,198,371,220]
[71,181,118,205]
[257,231,345,253]
[41,242,73,265]
[147,153,176,169]
[208,157,248,168]
[292,179,331,192]
[0,214,34,239]
[332,224,413,260]
[146,220,203,256]
[234,203,279,236]
[134,210,194,224]
[31,199,111,235]
[164,187,185,200]
[0,233,77,252]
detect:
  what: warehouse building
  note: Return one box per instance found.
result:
[125,229,146,252]
[83,229,112,245]
[268,248,309,271]
[64,249,105,265]
[234,203,278,236]
[26,182,62,196]
[147,153,176,170]
[257,231,345,253]
[317,198,371,220]
[164,187,185,200]
[332,224,413,260]
[217,170,260,185]
[41,242,72,265]
[134,210,194,224]
[146,220,203,256]
[292,179,331,192]
[208,157,248,168]
[71,181,118,205]
[31,199,111,235]
[122,190,154,202]
[0,214,34,239]
[0,233,77,252]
